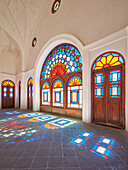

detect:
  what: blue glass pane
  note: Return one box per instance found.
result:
[118,73,120,81]
[10,93,13,98]
[9,88,13,92]
[119,56,124,63]
[102,53,110,57]
[3,87,7,92]
[111,53,119,57]
[96,56,101,62]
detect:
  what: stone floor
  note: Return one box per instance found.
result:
[0,109,128,170]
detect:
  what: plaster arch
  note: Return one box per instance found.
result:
[33,34,84,112]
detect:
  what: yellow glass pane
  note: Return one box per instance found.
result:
[94,67,102,70]
[110,57,118,65]
[43,83,49,89]
[96,61,103,67]
[69,78,81,86]
[101,57,106,65]
[107,55,113,64]
[28,79,33,85]
[111,61,121,66]
[54,81,63,88]
[3,81,13,86]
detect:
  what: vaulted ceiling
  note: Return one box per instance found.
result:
[0,0,128,73]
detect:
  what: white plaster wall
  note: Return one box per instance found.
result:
[15,73,22,108]
[20,70,34,110]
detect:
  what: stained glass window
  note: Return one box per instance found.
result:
[94,73,104,98]
[3,87,7,97]
[32,37,37,47]
[19,81,21,87]
[42,82,50,105]
[2,80,14,87]
[29,86,31,98]
[28,77,33,101]
[68,76,82,108]
[92,52,124,70]
[53,80,63,107]
[2,80,14,98]
[9,87,13,98]
[52,0,61,14]
[28,77,33,85]
[40,44,83,80]
[109,70,120,98]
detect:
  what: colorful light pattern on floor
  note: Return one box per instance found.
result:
[27,115,57,123]
[47,118,76,128]
[5,111,20,115]
[4,134,47,144]
[0,117,13,124]
[71,131,93,146]
[42,123,61,130]
[0,119,42,144]
[27,118,40,123]
[17,112,43,118]
[0,110,116,160]
[90,136,115,159]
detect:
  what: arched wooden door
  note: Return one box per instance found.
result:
[2,80,15,108]
[27,77,33,110]
[19,81,21,108]
[91,52,125,128]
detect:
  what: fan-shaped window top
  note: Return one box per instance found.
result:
[92,52,124,70]
[42,82,50,89]
[53,80,63,88]
[68,76,82,86]
[2,80,14,87]
[28,77,33,85]
[40,44,83,80]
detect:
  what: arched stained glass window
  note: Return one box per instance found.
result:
[52,0,61,14]
[68,76,82,108]
[53,80,63,107]
[2,80,14,98]
[68,76,82,86]
[28,77,33,85]
[42,82,50,105]
[92,52,124,70]
[40,44,83,80]
[2,80,14,87]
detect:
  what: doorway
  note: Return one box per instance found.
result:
[2,80,15,108]
[19,81,21,108]
[91,52,125,128]
[27,77,33,110]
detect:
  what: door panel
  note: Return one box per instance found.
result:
[2,86,15,108]
[107,100,121,125]
[94,100,106,122]
[92,71,105,123]
[106,68,122,126]
[92,65,124,128]
[28,85,33,110]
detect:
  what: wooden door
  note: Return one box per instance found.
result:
[92,70,106,123]
[2,86,15,108]
[106,66,124,127]
[92,65,124,128]
[28,84,33,110]
[19,82,21,108]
